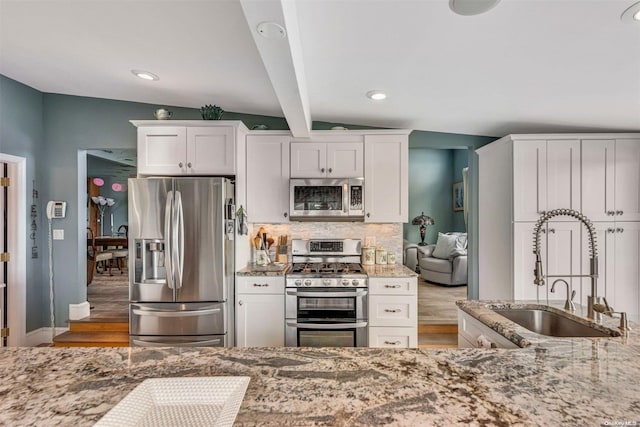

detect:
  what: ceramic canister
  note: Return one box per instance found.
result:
[375,247,387,265]
[387,252,396,265]
[362,247,375,265]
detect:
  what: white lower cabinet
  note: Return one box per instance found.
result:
[458,310,518,349]
[235,276,284,347]
[368,277,417,348]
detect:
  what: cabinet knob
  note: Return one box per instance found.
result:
[607,228,615,233]
[321,168,325,173]
[617,210,624,216]
[617,227,624,233]
[187,162,192,168]
[548,228,555,234]
[178,162,183,168]
[366,213,370,218]
[541,229,546,234]
[284,212,288,218]
[328,168,333,173]
[607,211,615,216]
[238,300,243,306]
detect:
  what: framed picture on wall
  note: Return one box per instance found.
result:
[452,181,463,212]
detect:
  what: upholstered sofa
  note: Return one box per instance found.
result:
[404,233,468,286]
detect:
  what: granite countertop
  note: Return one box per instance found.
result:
[236,263,290,276]
[362,264,418,277]
[2,335,639,426]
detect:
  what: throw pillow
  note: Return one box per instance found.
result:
[432,233,459,259]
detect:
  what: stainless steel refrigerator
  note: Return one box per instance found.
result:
[128,177,235,347]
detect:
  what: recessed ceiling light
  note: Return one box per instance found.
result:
[449,0,501,16]
[366,90,387,101]
[131,69,159,81]
[621,1,640,23]
[257,22,286,39]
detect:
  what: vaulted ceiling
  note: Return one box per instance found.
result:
[1,0,639,137]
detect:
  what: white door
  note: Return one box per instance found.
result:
[513,222,543,300]
[513,140,546,221]
[186,127,235,175]
[612,222,640,316]
[326,142,364,178]
[236,294,284,347]
[546,139,581,218]
[364,135,408,222]
[545,221,582,302]
[614,139,640,222]
[581,139,616,222]
[137,127,186,175]
[290,142,327,178]
[0,162,5,347]
[246,135,290,223]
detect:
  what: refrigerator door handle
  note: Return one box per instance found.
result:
[132,307,221,317]
[131,338,223,347]
[164,190,174,290]
[171,190,181,290]
[175,190,185,289]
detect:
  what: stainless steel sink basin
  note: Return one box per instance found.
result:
[492,308,621,337]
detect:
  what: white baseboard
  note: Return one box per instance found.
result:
[69,301,91,320]
[24,327,69,347]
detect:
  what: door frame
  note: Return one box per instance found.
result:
[0,153,26,346]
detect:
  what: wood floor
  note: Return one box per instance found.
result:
[417,278,467,348]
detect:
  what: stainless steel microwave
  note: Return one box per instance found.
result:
[289,178,364,221]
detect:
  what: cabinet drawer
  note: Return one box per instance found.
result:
[369,327,417,348]
[236,276,285,294]
[369,295,416,327]
[368,277,417,295]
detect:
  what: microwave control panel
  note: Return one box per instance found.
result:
[350,185,363,210]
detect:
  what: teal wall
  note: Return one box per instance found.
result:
[0,75,46,331]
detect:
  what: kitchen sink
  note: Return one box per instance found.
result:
[492,308,621,338]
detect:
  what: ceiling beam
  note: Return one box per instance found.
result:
[240,0,311,137]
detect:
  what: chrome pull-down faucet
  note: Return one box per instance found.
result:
[533,209,599,320]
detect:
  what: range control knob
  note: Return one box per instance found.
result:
[294,279,302,287]
[304,279,312,287]
[352,279,360,286]
[341,279,350,286]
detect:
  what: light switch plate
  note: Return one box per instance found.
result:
[53,229,64,240]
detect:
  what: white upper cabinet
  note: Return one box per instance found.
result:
[246,134,290,223]
[133,121,244,176]
[290,142,363,178]
[582,138,640,222]
[364,134,408,223]
[513,139,580,222]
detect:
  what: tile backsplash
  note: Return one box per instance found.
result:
[249,222,403,262]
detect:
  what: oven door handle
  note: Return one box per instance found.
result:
[286,290,368,298]
[286,321,368,329]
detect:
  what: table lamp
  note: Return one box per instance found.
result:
[412,212,434,246]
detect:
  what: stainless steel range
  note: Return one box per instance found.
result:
[285,239,368,347]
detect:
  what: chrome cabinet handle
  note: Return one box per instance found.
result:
[284,212,288,218]
[384,284,401,288]
[328,168,333,173]
[548,228,555,234]
[253,283,269,287]
[178,162,183,168]
[187,162,192,168]
[321,168,325,173]
[366,213,371,218]
[607,228,615,233]
[238,300,243,306]
[607,211,615,216]
[617,227,624,233]
[616,210,624,216]
[384,340,401,345]
[540,229,546,234]
[384,308,401,313]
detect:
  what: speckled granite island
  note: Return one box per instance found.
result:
[3,302,639,425]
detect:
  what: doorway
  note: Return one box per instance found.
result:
[85,150,135,318]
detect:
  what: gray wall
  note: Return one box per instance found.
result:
[0,75,46,331]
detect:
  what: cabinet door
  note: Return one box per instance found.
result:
[364,134,408,222]
[326,142,364,178]
[581,139,615,222]
[545,221,582,302]
[513,222,542,300]
[612,222,640,316]
[614,139,640,221]
[368,327,417,348]
[137,127,186,175]
[186,127,235,175]
[290,142,327,178]
[236,294,284,347]
[546,139,581,217]
[246,135,290,223]
[513,140,546,221]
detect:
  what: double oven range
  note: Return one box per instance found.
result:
[285,239,368,347]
